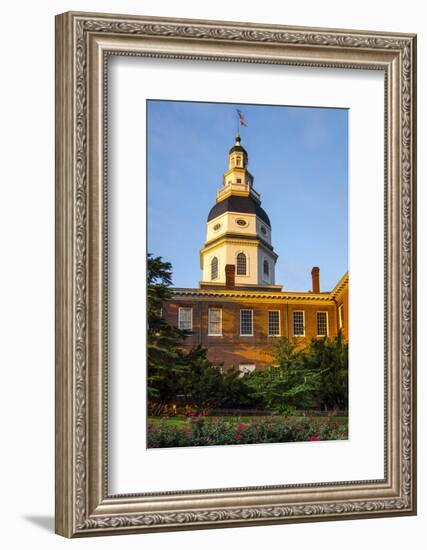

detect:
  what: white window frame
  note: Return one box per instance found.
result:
[178,307,193,330]
[316,311,329,337]
[211,256,219,280]
[292,310,305,337]
[236,251,248,276]
[338,304,344,330]
[238,364,256,377]
[240,309,253,336]
[208,308,223,336]
[268,310,281,337]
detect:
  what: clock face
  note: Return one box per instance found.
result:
[213,223,221,231]
[236,218,247,227]
[261,225,267,235]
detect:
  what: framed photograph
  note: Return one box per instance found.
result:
[55,11,417,537]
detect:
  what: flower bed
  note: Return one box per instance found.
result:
[147,416,347,448]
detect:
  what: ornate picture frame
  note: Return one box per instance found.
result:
[55,11,417,537]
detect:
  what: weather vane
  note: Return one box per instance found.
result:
[236,108,247,134]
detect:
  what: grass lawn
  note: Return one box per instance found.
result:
[148,415,348,429]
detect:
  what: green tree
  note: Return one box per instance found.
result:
[147,254,190,414]
[177,346,225,411]
[304,332,348,411]
[245,337,320,414]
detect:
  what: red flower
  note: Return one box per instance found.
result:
[309,435,321,442]
[234,434,243,440]
[237,424,246,431]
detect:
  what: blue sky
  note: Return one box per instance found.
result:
[147,100,348,292]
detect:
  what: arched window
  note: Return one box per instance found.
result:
[236,252,247,275]
[211,257,218,280]
[236,156,241,166]
[263,259,269,277]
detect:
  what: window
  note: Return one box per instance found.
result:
[293,311,305,336]
[338,304,344,330]
[236,157,241,166]
[236,252,247,275]
[208,308,222,336]
[240,309,253,336]
[211,256,218,280]
[239,364,255,377]
[178,307,192,330]
[263,259,269,277]
[268,311,280,336]
[317,311,328,336]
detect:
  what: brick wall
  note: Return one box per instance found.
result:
[164,297,341,370]
[336,284,349,340]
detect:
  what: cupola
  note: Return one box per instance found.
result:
[199,134,280,290]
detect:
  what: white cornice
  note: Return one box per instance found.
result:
[171,287,334,303]
[201,233,277,257]
[330,272,349,300]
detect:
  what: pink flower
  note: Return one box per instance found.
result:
[309,435,321,442]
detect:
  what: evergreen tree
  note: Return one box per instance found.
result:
[305,332,348,411]
[147,254,190,413]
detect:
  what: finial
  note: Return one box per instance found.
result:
[235,133,241,145]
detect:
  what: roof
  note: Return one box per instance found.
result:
[330,271,349,300]
[228,144,248,159]
[229,134,248,158]
[207,195,271,227]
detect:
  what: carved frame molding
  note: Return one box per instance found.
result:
[55,11,416,537]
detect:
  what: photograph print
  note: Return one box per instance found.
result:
[147,100,349,449]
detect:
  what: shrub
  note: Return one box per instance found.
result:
[147,416,348,448]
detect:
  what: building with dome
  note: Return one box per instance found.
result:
[163,134,349,372]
